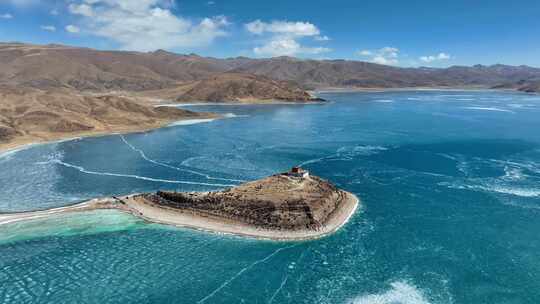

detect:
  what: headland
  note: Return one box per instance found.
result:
[0,168,359,241]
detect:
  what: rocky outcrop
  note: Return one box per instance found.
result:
[144,173,349,231]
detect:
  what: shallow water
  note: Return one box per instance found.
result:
[1,90,540,303]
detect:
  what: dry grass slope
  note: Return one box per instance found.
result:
[0,85,214,148]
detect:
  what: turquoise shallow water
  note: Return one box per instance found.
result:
[1,91,540,303]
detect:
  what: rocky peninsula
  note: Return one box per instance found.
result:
[0,168,359,240]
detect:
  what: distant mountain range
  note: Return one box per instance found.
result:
[1,42,538,149]
[1,42,540,94]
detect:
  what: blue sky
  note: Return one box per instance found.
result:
[1,0,539,67]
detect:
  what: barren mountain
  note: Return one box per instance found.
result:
[0,85,214,150]
[2,42,539,149]
[2,42,540,94]
[0,43,234,91]
[174,73,322,102]
[232,57,540,89]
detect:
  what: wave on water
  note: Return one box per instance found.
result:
[348,281,431,304]
[119,135,245,183]
[181,154,272,177]
[483,185,540,197]
[437,94,475,98]
[336,145,388,158]
[39,159,235,187]
[197,245,297,304]
[502,166,526,181]
[461,106,514,113]
[0,147,29,161]
[299,145,388,167]
[440,181,540,198]
[0,137,82,161]
[373,99,394,103]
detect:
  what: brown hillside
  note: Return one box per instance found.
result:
[3,42,540,93]
[175,73,319,102]
[0,85,214,149]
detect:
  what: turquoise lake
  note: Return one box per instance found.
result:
[1,91,540,303]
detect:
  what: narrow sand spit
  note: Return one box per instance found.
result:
[0,192,359,241]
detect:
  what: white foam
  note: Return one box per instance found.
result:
[168,118,216,126]
[440,181,540,198]
[338,145,388,157]
[0,137,82,161]
[502,166,525,181]
[373,99,394,103]
[222,113,250,118]
[461,107,514,113]
[485,186,540,197]
[300,145,387,167]
[438,94,475,98]
[0,146,29,160]
[349,281,431,304]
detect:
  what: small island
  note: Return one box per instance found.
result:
[0,167,359,240]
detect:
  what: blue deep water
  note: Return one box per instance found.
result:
[1,90,540,303]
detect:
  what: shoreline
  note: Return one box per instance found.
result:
[154,100,327,108]
[313,86,526,94]
[0,191,360,241]
[0,99,325,155]
[0,116,222,156]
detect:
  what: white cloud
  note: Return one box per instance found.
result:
[40,25,56,32]
[380,47,399,58]
[314,35,330,41]
[245,19,330,57]
[50,9,59,16]
[65,25,80,33]
[66,0,229,51]
[0,13,13,19]
[420,52,451,63]
[69,3,94,17]
[253,37,331,57]
[357,46,400,65]
[245,20,320,37]
[372,55,398,65]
